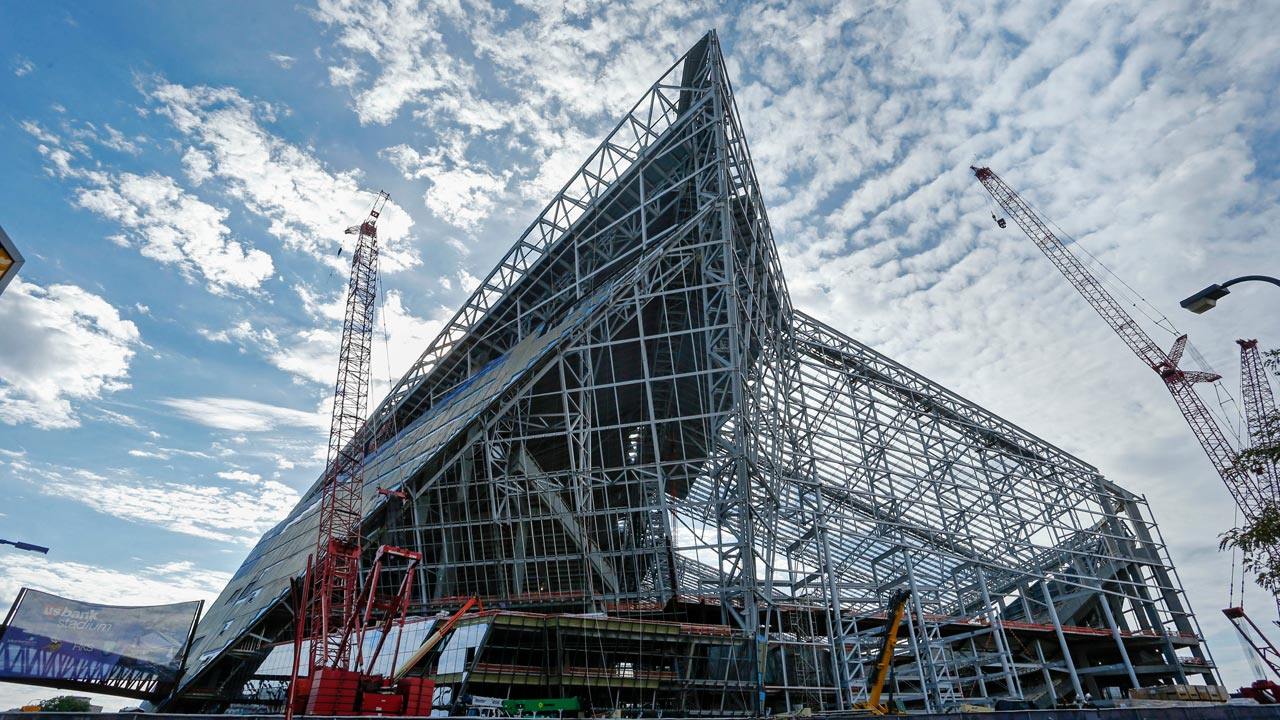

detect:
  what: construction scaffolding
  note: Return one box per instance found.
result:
[163,32,1216,715]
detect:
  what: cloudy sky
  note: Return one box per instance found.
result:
[2,0,1278,709]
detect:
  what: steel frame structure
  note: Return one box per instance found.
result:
[167,32,1216,715]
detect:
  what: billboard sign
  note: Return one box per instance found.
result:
[0,588,202,699]
[0,223,23,296]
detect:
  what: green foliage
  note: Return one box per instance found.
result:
[1220,499,1280,594]
[37,695,93,712]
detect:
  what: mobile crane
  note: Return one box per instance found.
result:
[851,590,911,715]
[283,193,473,717]
[971,167,1273,525]
[974,166,1280,698]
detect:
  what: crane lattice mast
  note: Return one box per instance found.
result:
[1239,339,1280,498]
[309,190,389,673]
[971,166,1271,519]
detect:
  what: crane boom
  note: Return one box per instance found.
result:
[310,190,390,673]
[971,166,1270,517]
[866,590,910,713]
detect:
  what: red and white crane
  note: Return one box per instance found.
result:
[972,167,1280,683]
[311,191,389,674]
[280,192,440,717]
[971,166,1273,520]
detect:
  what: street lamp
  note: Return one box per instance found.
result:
[0,539,50,554]
[1180,275,1280,314]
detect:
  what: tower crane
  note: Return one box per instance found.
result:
[970,167,1273,522]
[310,190,389,675]
[278,192,434,717]
[279,190,482,717]
[1228,339,1280,629]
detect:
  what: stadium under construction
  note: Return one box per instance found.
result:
[161,32,1217,715]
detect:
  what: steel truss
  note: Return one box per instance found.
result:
[168,31,1217,715]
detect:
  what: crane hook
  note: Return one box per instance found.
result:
[991,213,1007,229]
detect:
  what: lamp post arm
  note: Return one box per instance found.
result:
[0,539,50,554]
[1220,275,1280,290]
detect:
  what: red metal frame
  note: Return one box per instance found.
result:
[1225,606,1280,681]
[350,545,422,679]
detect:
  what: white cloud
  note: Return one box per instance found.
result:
[182,146,214,185]
[312,0,722,232]
[315,0,711,140]
[24,122,274,293]
[38,469,300,545]
[160,396,326,433]
[0,279,141,430]
[199,319,270,346]
[382,142,510,229]
[217,469,261,483]
[73,171,275,293]
[89,407,142,429]
[0,556,226,712]
[200,284,448,401]
[145,80,421,272]
[0,555,228,618]
[269,52,296,68]
[98,123,141,154]
[20,120,59,146]
[13,56,34,77]
[312,0,478,126]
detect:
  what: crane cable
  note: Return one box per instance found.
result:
[992,181,1246,444]
[376,270,399,440]
[1231,505,1240,608]
[1018,192,1180,336]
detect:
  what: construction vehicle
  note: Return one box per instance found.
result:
[851,589,911,715]
[502,697,582,718]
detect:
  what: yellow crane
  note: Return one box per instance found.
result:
[852,590,911,715]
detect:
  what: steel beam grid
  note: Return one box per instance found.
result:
[363,31,1209,710]
[364,38,721,445]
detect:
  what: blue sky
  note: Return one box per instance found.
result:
[2,0,1279,709]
